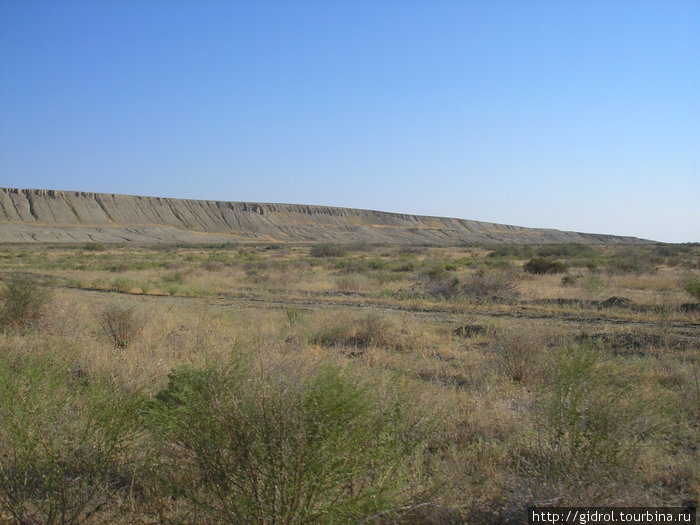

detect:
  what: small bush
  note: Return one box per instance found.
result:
[390,260,417,272]
[336,274,363,292]
[524,258,568,274]
[98,303,145,348]
[161,271,185,284]
[82,242,105,251]
[372,270,403,284]
[495,330,545,383]
[581,274,605,294]
[684,277,700,301]
[201,260,224,271]
[285,307,304,325]
[109,276,135,293]
[105,262,129,272]
[0,273,52,331]
[561,274,579,286]
[423,276,462,299]
[312,313,403,353]
[461,270,519,300]
[423,263,450,281]
[245,268,269,284]
[310,243,349,257]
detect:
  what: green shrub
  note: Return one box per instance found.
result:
[0,273,52,332]
[245,268,269,284]
[161,271,185,284]
[561,275,579,286]
[488,245,535,259]
[525,345,664,499]
[536,244,595,258]
[310,243,349,258]
[105,262,129,272]
[524,258,568,274]
[390,260,417,272]
[604,248,655,274]
[580,274,605,294]
[684,277,700,301]
[201,260,224,271]
[98,303,146,348]
[148,362,426,523]
[0,349,142,524]
[423,263,450,281]
[109,276,135,293]
[82,242,105,251]
[336,256,387,274]
[371,270,403,284]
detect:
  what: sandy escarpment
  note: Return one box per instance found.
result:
[0,188,647,244]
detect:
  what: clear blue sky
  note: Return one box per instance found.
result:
[1,1,698,242]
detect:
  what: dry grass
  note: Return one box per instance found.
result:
[0,242,697,522]
[616,273,680,292]
[98,302,146,348]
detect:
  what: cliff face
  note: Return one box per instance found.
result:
[0,188,645,244]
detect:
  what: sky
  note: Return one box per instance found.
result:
[1,1,698,242]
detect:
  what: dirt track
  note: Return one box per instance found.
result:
[60,285,700,346]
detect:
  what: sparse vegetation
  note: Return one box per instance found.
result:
[0,241,696,522]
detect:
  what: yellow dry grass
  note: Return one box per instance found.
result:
[0,241,697,521]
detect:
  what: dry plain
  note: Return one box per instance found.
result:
[0,241,698,523]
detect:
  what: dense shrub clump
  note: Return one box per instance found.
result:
[460,270,519,300]
[82,242,106,251]
[148,361,427,523]
[310,243,349,257]
[524,258,568,274]
[0,350,142,524]
[0,273,52,331]
[98,302,145,348]
[488,244,535,259]
[536,244,595,258]
[685,277,700,301]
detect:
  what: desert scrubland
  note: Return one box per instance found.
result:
[0,241,698,523]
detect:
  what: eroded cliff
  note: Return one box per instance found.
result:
[0,188,646,244]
